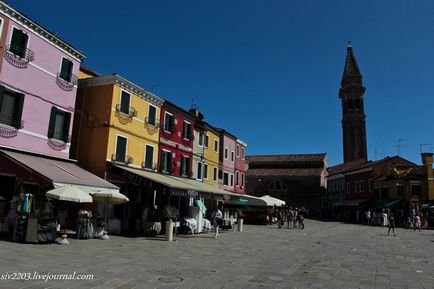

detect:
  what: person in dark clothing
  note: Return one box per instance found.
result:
[387,213,396,236]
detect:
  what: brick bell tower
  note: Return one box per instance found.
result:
[339,44,368,163]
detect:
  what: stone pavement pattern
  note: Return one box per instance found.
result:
[0,219,434,289]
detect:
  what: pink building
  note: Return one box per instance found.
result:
[234,139,248,194]
[0,2,84,159]
[216,129,237,192]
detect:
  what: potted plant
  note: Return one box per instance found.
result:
[163,206,178,241]
[237,209,244,232]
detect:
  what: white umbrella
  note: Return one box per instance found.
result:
[46,186,93,203]
[46,186,92,245]
[259,195,286,207]
[90,189,128,239]
[91,190,129,205]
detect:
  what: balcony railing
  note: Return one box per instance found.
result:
[4,44,35,68]
[145,117,160,128]
[0,113,24,130]
[47,132,71,151]
[115,104,137,118]
[56,72,78,91]
[141,162,158,171]
[111,154,133,164]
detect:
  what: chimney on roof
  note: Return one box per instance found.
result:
[189,108,204,120]
[421,153,434,200]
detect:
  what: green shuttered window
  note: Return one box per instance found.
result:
[148,105,156,126]
[144,145,154,169]
[59,58,74,82]
[10,28,28,58]
[47,107,71,142]
[115,136,127,162]
[0,85,25,129]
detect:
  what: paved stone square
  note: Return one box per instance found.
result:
[1,219,434,289]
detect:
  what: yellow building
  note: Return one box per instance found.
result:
[202,124,220,187]
[72,74,163,180]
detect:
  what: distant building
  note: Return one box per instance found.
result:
[234,139,248,194]
[246,154,328,210]
[216,128,237,192]
[159,100,194,177]
[190,109,220,187]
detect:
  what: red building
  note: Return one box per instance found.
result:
[234,139,248,194]
[344,156,415,200]
[158,101,194,177]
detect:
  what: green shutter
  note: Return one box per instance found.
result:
[67,59,73,81]
[10,29,22,55]
[180,156,185,175]
[47,107,57,138]
[116,137,127,162]
[186,157,190,176]
[13,93,24,129]
[148,106,156,125]
[62,112,71,142]
[167,153,172,173]
[120,91,130,114]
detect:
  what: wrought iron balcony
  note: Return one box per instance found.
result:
[56,72,78,91]
[145,117,160,128]
[4,44,35,68]
[111,154,133,164]
[47,132,71,151]
[115,104,137,118]
[141,162,158,171]
[0,113,24,130]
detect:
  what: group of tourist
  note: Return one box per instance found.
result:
[274,207,306,229]
[364,209,423,236]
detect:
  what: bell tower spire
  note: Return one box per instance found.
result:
[339,44,368,163]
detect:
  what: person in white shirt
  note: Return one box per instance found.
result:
[211,208,222,239]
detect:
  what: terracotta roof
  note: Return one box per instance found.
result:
[246,168,324,177]
[247,153,326,163]
[328,159,367,176]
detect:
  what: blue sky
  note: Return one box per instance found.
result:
[9,0,434,166]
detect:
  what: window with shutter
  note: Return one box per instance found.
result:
[203,164,208,179]
[144,145,154,169]
[60,58,73,82]
[10,28,28,58]
[197,162,203,180]
[148,105,156,126]
[120,91,130,115]
[0,87,24,129]
[115,136,127,162]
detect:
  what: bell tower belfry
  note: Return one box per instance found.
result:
[339,44,368,163]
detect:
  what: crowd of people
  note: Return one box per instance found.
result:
[271,207,307,229]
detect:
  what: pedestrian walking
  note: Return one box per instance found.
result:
[287,208,294,229]
[277,210,283,229]
[414,214,421,231]
[387,213,396,236]
[365,210,371,225]
[298,210,305,229]
[211,207,223,239]
[293,208,299,228]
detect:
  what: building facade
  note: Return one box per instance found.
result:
[0,2,84,159]
[234,139,247,194]
[189,109,220,187]
[217,129,237,192]
[158,101,194,177]
[73,74,163,178]
[246,154,328,211]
